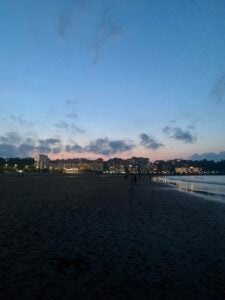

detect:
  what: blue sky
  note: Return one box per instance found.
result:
[0,0,225,161]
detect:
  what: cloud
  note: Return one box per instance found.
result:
[65,144,84,153]
[0,142,36,158]
[65,137,135,155]
[67,112,78,119]
[58,14,71,40]
[56,1,123,63]
[190,151,225,162]
[0,133,63,158]
[0,131,22,145]
[54,120,85,133]
[57,1,87,39]
[89,16,123,63]
[51,147,62,154]
[86,138,134,155]
[65,99,78,119]
[187,125,195,130]
[10,115,34,127]
[163,126,197,143]
[70,123,85,134]
[17,143,36,156]
[65,99,77,106]
[36,138,62,154]
[209,73,225,103]
[38,138,61,146]
[0,144,18,158]
[0,132,134,158]
[54,120,69,129]
[162,126,171,135]
[140,133,164,150]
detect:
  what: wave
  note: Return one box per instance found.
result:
[157,176,225,202]
[182,188,225,199]
[167,176,225,186]
[193,189,225,198]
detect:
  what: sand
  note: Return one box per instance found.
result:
[1,174,225,299]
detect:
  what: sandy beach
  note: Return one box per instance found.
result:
[1,174,225,299]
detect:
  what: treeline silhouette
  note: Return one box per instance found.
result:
[155,159,225,174]
[0,157,35,172]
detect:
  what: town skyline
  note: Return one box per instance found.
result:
[1,151,225,163]
[1,154,225,175]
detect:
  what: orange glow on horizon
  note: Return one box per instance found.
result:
[48,149,190,162]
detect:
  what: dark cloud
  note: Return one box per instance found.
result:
[0,143,36,158]
[187,125,195,130]
[65,144,84,153]
[65,99,77,106]
[17,143,36,156]
[0,131,22,145]
[163,126,197,143]
[51,147,62,154]
[0,133,63,158]
[140,133,164,150]
[57,0,87,39]
[0,131,134,158]
[89,15,123,63]
[36,138,62,154]
[0,144,18,158]
[36,145,52,154]
[54,120,69,129]
[38,138,61,146]
[0,136,8,144]
[209,73,225,103]
[86,138,134,155]
[56,1,123,63]
[162,126,171,135]
[172,128,197,143]
[10,115,34,127]
[67,112,78,119]
[54,121,85,133]
[70,123,85,134]
[190,151,225,162]
[24,138,35,145]
[65,137,135,155]
[65,99,78,119]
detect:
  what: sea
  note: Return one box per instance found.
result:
[157,175,225,203]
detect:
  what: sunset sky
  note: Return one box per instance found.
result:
[0,0,225,161]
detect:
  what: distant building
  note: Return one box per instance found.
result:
[149,162,158,173]
[35,155,150,174]
[35,154,49,169]
[126,157,150,174]
[48,158,104,173]
[175,166,202,174]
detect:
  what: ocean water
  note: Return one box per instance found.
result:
[157,175,225,203]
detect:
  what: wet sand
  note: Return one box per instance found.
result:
[1,175,225,299]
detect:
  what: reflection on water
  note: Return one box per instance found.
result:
[156,175,225,203]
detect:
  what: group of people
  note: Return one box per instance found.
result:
[124,174,153,185]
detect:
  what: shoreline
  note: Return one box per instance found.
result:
[1,175,225,299]
[156,175,225,204]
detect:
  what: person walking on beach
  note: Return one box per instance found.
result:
[133,174,137,184]
[149,175,152,184]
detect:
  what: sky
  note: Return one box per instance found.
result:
[0,0,225,161]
